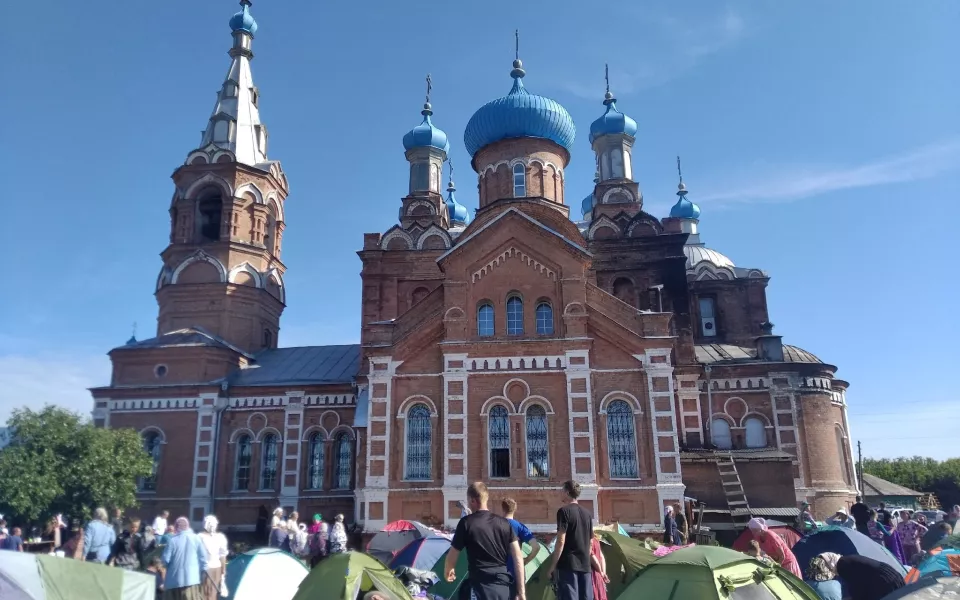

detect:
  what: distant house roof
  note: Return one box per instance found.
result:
[113,327,254,359]
[695,343,824,365]
[228,345,360,387]
[862,473,922,498]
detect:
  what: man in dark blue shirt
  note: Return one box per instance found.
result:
[1,527,24,552]
[501,498,541,599]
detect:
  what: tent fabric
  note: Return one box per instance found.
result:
[921,528,959,552]
[430,539,548,600]
[225,547,309,600]
[879,575,960,600]
[294,551,412,600]
[389,537,451,571]
[0,553,155,600]
[791,525,907,577]
[904,548,960,583]
[619,546,821,600]
[733,526,803,553]
[367,520,450,565]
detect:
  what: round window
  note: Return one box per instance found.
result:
[155,365,168,378]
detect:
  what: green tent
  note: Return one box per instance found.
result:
[618,545,821,600]
[225,548,309,600]
[525,532,656,600]
[0,552,155,600]
[292,552,412,600]
[428,539,549,600]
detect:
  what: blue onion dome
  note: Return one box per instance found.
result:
[402,103,450,153]
[229,0,258,36]
[669,181,701,219]
[589,91,638,143]
[463,59,576,158]
[581,172,600,218]
[445,174,470,225]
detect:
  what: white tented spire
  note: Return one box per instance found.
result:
[198,3,268,168]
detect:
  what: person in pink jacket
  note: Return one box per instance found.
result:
[747,518,802,577]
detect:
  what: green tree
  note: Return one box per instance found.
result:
[863,456,960,509]
[0,405,153,524]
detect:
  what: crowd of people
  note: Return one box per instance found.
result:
[265,509,350,566]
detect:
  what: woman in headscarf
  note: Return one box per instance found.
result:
[308,514,328,567]
[747,518,802,577]
[662,506,679,546]
[589,531,609,600]
[804,553,842,600]
[895,511,926,564]
[866,509,891,545]
[198,515,229,600]
[880,512,906,564]
[268,509,287,549]
[798,502,818,534]
[328,514,348,554]
[835,555,905,600]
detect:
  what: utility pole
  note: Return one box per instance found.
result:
[857,441,864,495]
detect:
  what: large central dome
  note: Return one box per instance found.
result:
[463,60,576,158]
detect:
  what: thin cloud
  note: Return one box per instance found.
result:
[558,7,746,99]
[697,139,960,205]
[0,354,110,424]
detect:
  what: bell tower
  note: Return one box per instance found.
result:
[155,0,289,354]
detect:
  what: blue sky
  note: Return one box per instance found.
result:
[1,0,957,459]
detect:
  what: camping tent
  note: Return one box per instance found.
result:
[904,548,960,583]
[879,575,960,600]
[429,538,549,600]
[389,536,451,571]
[524,532,656,600]
[366,520,450,565]
[618,545,821,600]
[0,552,155,600]
[293,552,412,600]
[791,525,907,577]
[224,548,309,600]
[732,525,802,553]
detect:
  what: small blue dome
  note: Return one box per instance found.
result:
[445,180,470,226]
[589,96,638,144]
[669,183,701,219]
[229,1,258,36]
[581,193,594,219]
[403,105,450,153]
[463,61,576,158]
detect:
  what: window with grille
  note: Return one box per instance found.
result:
[513,163,526,197]
[234,435,252,490]
[535,302,554,335]
[307,433,324,489]
[699,297,717,337]
[478,303,494,337]
[506,296,523,335]
[260,434,279,490]
[525,405,549,478]
[489,405,510,478]
[334,433,352,489]
[405,404,432,480]
[139,432,162,491]
[606,400,639,478]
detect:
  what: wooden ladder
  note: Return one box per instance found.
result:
[716,452,752,528]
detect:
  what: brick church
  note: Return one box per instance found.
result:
[91,2,859,533]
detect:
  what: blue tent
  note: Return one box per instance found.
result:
[389,536,451,571]
[792,526,906,577]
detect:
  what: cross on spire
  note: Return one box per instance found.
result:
[448,158,455,183]
[515,29,520,60]
[605,63,610,95]
[677,155,684,184]
[425,73,432,104]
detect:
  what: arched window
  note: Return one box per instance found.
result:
[263,329,273,349]
[197,190,223,242]
[744,417,767,448]
[513,163,526,197]
[405,404,432,480]
[264,203,278,254]
[478,303,494,337]
[506,296,523,335]
[535,302,554,335]
[260,434,279,490]
[525,405,549,478]
[333,433,352,489]
[711,419,732,450]
[836,426,852,485]
[306,432,324,490]
[489,405,510,478]
[606,400,639,478]
[139,432,162,491]
[234,435,252,490]
[612,278,636,306]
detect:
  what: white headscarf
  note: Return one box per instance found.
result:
[748,517,768,533]
[203,515,218,534]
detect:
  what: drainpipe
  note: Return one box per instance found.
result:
[704,365,713,446]
[209,381,229,517]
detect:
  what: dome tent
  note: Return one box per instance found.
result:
[366,520,451,565]
[224,548,308,600]
[293,551,413,600]
[791,526,906,578]
[389,536,451,571]
[429,537,549,600]
[619,545,820,600]
[0,551,155,600]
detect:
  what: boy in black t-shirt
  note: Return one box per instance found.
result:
[445,482,525,600]
[545,480,594,600]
